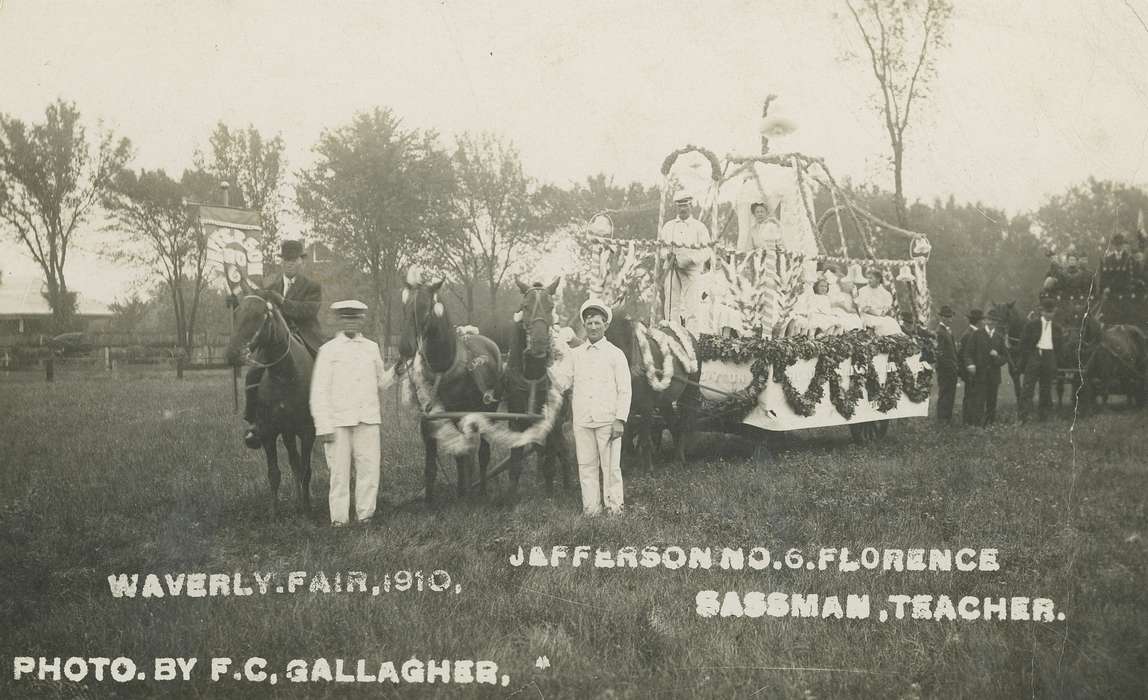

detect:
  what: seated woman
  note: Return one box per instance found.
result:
[828,271,864,332]
[855,268,903,336]
[804,278,841,336]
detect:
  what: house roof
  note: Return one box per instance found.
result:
[0,271,113,319]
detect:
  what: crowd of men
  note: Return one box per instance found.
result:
[1043,232,1148,296]
[933,298,1063,426]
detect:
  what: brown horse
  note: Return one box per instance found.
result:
[605,315,702,471]
[225,294,315,515]
[1082,324,1148,409]
[503,278,576,496]
[399,276,502,503]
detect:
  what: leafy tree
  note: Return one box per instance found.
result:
[0,100,132,331]
[1034,178,1148,259]
[296,108,452,340]
[103,168,219,355]
[196,123,286,260]
[427,132,554,327]
[108,294,149,333]
[842,0,953,227]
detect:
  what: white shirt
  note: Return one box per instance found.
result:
[855,284,893,316]
[1037,318,1054,350]
[549,337,632,428]
[309,332,394,435]
[283,275,293,297]
[659,217,712,272]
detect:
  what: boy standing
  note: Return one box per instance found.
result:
[310,300,394,527]
[550,300,632,515]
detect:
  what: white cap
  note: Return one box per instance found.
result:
[579,299,612,325]
[331,299,368,317]
[673,191,693,204]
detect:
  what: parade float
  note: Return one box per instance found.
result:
[578,108,936,441]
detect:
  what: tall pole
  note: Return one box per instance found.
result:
[222,182,239,413]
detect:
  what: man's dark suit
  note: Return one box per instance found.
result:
[959,326,988,425]
[1018,316,1062,421]
[981,327,1010,425]
[244,273,324,424]
[934,321,959,421]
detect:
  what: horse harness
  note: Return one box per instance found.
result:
[241,295,294,370]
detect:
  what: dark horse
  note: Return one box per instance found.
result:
[991,301,1027,406]
[503,278,576,495]
[1081,323,1148,409]
[605,314,702,471]
[399,276,502,503]
[225,294,315,514]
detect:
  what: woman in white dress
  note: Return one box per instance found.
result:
[855,268,903,336]
[738,202,782,253]
[828,272,864,331]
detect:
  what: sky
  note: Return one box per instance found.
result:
[3,0,1148,302]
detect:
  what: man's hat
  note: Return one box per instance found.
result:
[1040,297,1057,313]
[967,309,984,324]
[673,192,693,204]
[579,299,612,325]
[750,201,767,212]
[331,299,368,318]
[280,240,305,260]
[939,305,954,318]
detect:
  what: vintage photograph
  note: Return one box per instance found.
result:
[2,1,1146,697]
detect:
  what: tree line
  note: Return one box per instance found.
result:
[1,98,1142,355]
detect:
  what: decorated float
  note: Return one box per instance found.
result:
[578,111,936,441]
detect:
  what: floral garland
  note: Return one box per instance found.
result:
[634,321,676,392]
[405,354,476,457]
[458,380,565,449]
[660,145,723,181]
[695,329,935,420]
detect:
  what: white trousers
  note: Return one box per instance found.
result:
[324,423,381,524]
[572,424,623,515]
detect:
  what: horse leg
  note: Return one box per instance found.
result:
[300,427,315,512]
[456,454,470,499]
[422,425,438,506]
[282,435,307,514]
[508,445,525,497]
[477,438,490,498]
[262,437,281,517]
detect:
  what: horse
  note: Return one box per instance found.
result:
[225,294,316,515]
[1081,323,1148,409]
[503,278,576,496]
[989,301,1027,406]
[399,275,502,503]
[605,314,702,472]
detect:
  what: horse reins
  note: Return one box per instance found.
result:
[240,295,294,369]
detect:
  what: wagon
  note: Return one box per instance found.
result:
[579,135,937,447]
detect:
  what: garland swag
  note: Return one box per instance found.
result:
[696,329,934,420]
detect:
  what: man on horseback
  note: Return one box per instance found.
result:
[243,239,325,448]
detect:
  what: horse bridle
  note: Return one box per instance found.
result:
[239,295,293,369]
[520,287,553,355]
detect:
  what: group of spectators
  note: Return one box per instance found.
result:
[1043,232,1148,296]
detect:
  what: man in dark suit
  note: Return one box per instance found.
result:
[959,309,987,426]
[981,308,1011,425]
[244,239,325,447]
[934,305,959,422]
[1018,297,1062,421]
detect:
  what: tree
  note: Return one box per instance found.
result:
[296,108,452,341]
[1034,178,1148,258]
[197,123,286,261]
[428,132,553,327]
[0,100,132,331]
[108,294,149,333]
[842,0,952,227]
[103,168,220,356]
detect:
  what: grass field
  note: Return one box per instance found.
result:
[1,366,1146,699]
